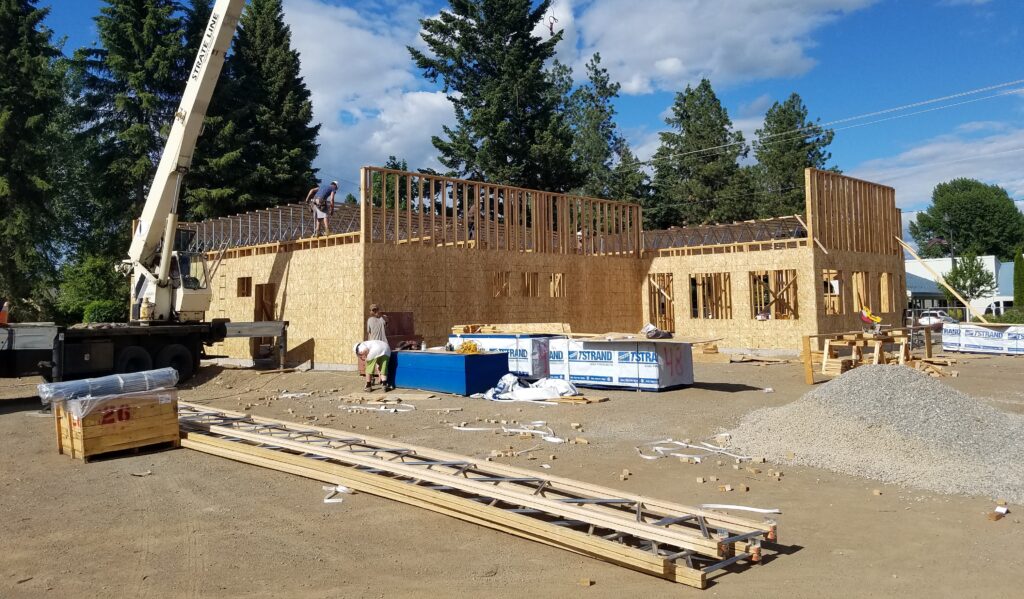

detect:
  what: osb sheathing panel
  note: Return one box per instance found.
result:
[646,247,820,349]
[813,248,907,336]
[645,246,908,350]
[207,243,364,365]
[363,243,646,344]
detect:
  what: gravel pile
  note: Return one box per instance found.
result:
[727,365,1024,502]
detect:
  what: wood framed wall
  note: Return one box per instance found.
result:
[206,243,365,366]
[360,167,643,257]
[804,168,901,257]
[199,165,908,364]
[805,168,907,336]
[645,247,818,349]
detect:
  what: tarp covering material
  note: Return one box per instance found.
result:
[481,373,578,402]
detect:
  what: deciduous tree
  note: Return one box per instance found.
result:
[944,253,996,303]
[909,179,1024,261]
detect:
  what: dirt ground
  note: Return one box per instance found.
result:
[3,353,1024,598]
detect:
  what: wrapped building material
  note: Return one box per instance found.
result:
[38,367,179,404]
[54,389,181,461]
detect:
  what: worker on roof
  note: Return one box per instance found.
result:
[305,180,338,237]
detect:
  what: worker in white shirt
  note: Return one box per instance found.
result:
[354,340,392,391]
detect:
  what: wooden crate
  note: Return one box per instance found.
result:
[54,391,180,462]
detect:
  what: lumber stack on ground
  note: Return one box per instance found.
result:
[178,402,778,589]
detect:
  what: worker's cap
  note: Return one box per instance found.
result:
[330,180,339,187]
[369,303,379,312]
[353,342,363,355]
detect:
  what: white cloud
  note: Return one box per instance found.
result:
[533,0,578,65]
[738,94,776,118]
[282,0,455,186]
[573,0,875,94]
[849,123,1024,209]
[630,129,662,163]
[279,0,874,190]
[317,91,454,188]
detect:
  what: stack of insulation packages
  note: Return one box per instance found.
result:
[39,368,182,461]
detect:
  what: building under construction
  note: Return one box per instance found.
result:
[184,167,906,367]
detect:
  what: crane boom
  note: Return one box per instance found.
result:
[126,0,245,323]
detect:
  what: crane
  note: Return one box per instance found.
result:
[125,0,246,323]
[1,0,287,384]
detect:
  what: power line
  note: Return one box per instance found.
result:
[657,86,1024,167]
[649,145,1024,218]
[859,145,1024,183]
[638,78,1024,165]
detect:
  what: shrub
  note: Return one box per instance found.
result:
[976,308,1024,324]
[82,299,127,323]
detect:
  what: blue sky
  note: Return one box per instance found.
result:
[42,0,1024,215]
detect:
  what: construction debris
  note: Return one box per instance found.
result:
[636,438,752,463]
[728,365,1024,503]
[453,421,566,443]
[344,393,437,402]
[343,403,416,414]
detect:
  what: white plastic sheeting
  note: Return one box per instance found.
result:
[38,367,179,404]
[480,373,579,403]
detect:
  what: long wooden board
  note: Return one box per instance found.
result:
[193,421,727,557]
[179,402,773,539]
[182,433,708,587]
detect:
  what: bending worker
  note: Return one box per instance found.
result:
[305,180,338,236]
[354,339,392,392]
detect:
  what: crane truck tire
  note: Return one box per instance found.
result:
[155,343,194,382]
[114,345,153,374]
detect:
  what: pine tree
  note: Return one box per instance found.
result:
[753,93,834,218]
[371,156,410,209]
[76,0,192,258]
[185,0,318,217]
[409,0,577,192]
[0,0,64,318]
[712,165,759,223]
[566,53,622,198]
[650,79,746,228]
[607,141,649,203]
[180,0,243,219]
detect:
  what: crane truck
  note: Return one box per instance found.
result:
[1,0,285,383]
